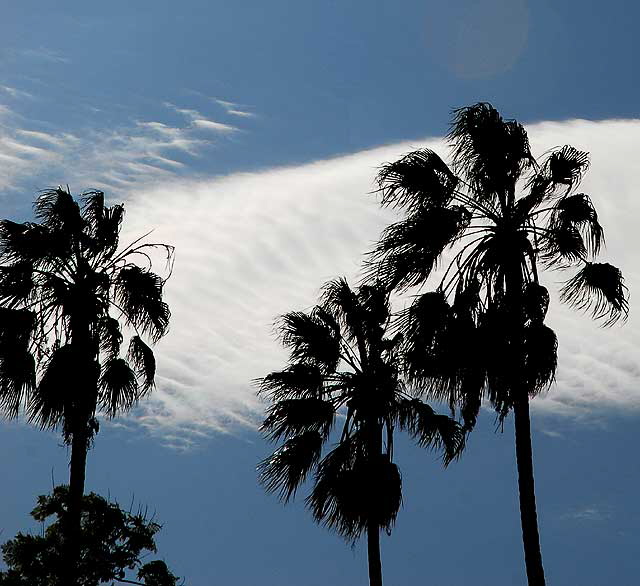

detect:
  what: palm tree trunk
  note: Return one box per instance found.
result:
[367,518,383,586]
[513,397,546,586]
[66,303,97,585]
[66,423,89,584]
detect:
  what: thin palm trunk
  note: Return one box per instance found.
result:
[365,412,384,586]
[513,398,546,586]
[66,305,97,585]
[367,518,383,586]
[67,423,89,584]
[506,262,546,586]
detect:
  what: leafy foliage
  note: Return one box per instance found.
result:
[0,486,181,586]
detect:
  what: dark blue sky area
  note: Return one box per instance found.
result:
[2,1,639,174]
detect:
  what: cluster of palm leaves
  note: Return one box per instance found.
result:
[258,279,464,586]
[258,103,628,586]
[0,188,172,584]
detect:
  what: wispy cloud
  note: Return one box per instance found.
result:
[168,103,240,134]
[112,118,640,439]
[192,118,238,133]
[214,98,256,118]
[0,96,256,193]
[561,505,613,522]
[12,47,70,64]
[0,85,34,100]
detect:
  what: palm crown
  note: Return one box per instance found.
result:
[365,103,629,585]
[258,278,463,585]
[0,187,171,437]
[367,103,628,427]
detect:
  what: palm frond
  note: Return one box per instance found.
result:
[34,188,83,236]
[452,278,481,316]
[114,266,170,342]
[523,323,557,395]
[523,283,549,323]
[94,203,124,258]
[542,224,586,266]
[320,278,361,337]
[261,398,335,442]
[257,364,325,401]
[0,348,35,417]
[307,441,402,540]
[98,357,139,417]
[258,430,323,502]
[0,262,34,305]
[356,282,390,331]
[448,103,533,199]
[97,316,123,358]
[81,191,124,259]
[80,190,105,225]
[394,398,464,464]
[549,193,603,255]
[376,149,458,210]
[29,345,78,431]
[305,438,359,538]
[0,221,65,265]
[397,291,470,401]
[0,307,35,347]
[365,205,471,290]
[127,335,156,393]
[543,146,589,190]
[560,262,629,325]
[277,310,340,372]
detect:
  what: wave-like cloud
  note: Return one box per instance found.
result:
[117,118,640,438]
[0,98,247,195]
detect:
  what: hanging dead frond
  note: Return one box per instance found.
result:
[560,262,629,326]
[127,335,156,394]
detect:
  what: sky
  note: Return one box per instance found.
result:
[0,1,639,584]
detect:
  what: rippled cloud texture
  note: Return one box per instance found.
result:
[115,118,640,437]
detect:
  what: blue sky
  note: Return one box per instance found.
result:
[1,1,639,584]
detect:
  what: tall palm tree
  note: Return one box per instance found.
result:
[0,188,172,581]
[258,278,464,586]
[366,103,628,585]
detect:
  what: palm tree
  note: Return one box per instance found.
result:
[258,278,464,586]
[366,103,628,585]
[0,187,172,581]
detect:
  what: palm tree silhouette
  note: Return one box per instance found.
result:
[258,278,464,586]
[366,103,628,585]
[0,188,172,581]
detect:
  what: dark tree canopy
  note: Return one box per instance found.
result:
[0,187,173,437]
[366,103,629,586]
[258,278,464,586]
[0,486,181,586]
[367,103,629,428]
[0,187,173,581]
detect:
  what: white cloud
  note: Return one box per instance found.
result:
[226,109,255,118]
[0,107,207,192]
[168,103,240,134]
[113,118,640,439]
[0,85,34,100]
[213,98,256,118]
[192,119,238,133]
[0,107,636,439]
